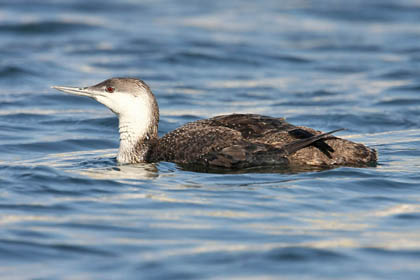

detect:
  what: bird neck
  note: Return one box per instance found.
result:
[117,114,158,164]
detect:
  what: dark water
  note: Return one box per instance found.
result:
[1,0,420,279]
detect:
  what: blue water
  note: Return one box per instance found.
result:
[1,0,420,279]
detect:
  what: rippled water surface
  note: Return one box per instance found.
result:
[1,0,420,279]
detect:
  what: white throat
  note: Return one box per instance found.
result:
[116,97,153,164]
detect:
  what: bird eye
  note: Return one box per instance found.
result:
[105,86,115,93]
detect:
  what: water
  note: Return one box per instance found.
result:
[1,0,420,279]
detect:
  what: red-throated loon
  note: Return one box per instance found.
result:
[52,78,377,169]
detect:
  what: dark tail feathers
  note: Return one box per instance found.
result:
[283,128,344,156]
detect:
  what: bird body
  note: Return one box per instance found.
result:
[53,78,377,170]
[151,114,375,168]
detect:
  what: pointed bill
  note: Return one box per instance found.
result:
[52,86,95,97]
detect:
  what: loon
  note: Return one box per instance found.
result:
[52,78,377,169]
